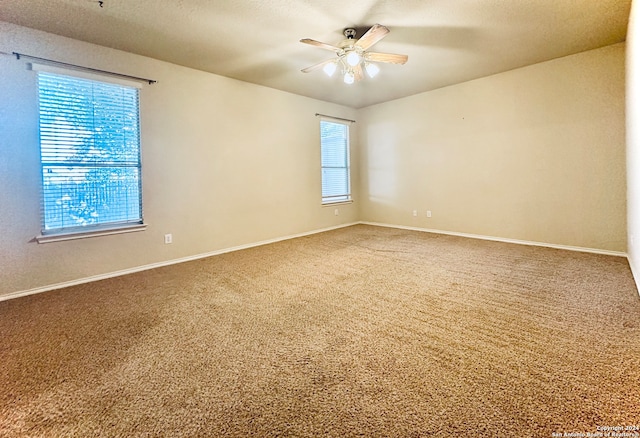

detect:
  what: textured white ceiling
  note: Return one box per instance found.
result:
[0,0,631,108]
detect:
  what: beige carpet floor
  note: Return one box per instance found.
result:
[1,224,639,437]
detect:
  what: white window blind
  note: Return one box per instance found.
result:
[37,71,143,234]
[320,120,351,204]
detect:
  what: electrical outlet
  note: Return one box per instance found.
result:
[334,208,339,216]
[427,211,432,218]
[412,210,417,217]
[164,233,172,244]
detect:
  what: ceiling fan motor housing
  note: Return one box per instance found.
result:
[343,28,357,39]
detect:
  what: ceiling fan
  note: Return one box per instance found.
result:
[300,24,408,84]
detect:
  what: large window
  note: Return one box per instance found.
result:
[37,69,143,236]
[320,120,351,204]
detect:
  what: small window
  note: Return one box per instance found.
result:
[37,70,143,235]
[320,120,351,204]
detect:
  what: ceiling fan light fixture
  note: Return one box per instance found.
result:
[343,71,355,85]
[323,61,337,77]
[365,62,380,78]
[300,24,407,85]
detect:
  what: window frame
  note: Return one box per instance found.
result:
[33,63,146,243]
[320,119,352,205]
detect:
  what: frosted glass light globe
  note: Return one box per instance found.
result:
[346,51,361,67]
[323,61,337,77]
[343,71,355,84]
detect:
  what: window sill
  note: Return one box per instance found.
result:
[322,199,353,206]
[36,223,147,244]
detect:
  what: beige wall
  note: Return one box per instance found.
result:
[0,22,358,298]
[358,43,627,252]
[627,0,640,285]
[0,20,629,299]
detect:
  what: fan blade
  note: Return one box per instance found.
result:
[353,63,364,82]
[300,38,342,52]
[355,24,389,50]
[301,58,335,73]
[365,52,408,65]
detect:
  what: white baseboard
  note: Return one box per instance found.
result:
[359,221,628,257]
[3,221,630,303]
[625,251,640,298]
[0,222,359,302]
